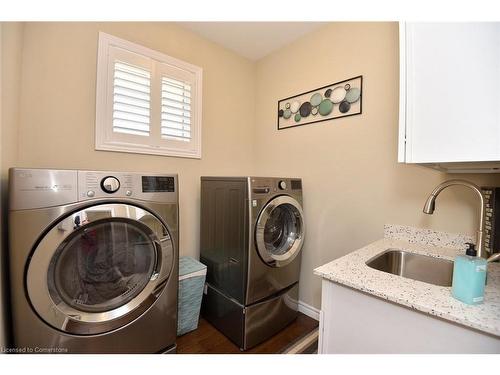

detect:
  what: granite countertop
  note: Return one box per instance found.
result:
[314,225,500,337]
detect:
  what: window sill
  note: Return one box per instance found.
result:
[95,141,201,159]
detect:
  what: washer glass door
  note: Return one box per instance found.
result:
[48,219,155,313]
[27,203,174,335]
[255,196,305,267]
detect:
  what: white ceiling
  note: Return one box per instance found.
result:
[178,22,327,61]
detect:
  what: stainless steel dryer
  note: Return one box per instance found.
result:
[7,168,179,353]
[200,176,305,350]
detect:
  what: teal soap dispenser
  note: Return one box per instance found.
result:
[451,243,487,305]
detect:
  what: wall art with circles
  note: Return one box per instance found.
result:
[277,75,362,130]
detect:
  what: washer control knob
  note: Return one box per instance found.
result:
[125,190,132,196]
[86,190,95,197]
[278,180,287,190]
[101,176,120,194]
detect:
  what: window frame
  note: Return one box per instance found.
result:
[95,32,203,159]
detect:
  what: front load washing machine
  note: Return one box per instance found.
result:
[200,176,305,350]
[7,168,179,353]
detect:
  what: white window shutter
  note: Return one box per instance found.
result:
[112,62,151,136]
[161,77,192,142]
[95,32,202,159]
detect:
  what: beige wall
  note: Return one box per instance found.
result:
[16,22,256,256]
[254,22,500,309]
[0,22,256,347]
[1,22,25,349]
[1,23,22,179]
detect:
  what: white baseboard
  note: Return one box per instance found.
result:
[298,300,320,321]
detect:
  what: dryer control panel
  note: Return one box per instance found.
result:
[250,177,303,196]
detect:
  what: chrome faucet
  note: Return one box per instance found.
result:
[487,252,500,263]
[423,179,487,259]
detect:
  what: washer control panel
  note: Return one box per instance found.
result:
[8,168,179,210]
[141,176,175,192]
[77,170,178,203]
[101,176,120,194]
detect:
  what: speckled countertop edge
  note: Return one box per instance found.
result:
[314,228,500,337]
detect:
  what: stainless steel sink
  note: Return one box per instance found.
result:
[365,249,453,287]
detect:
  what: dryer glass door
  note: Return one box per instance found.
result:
[255,196,305,267]
[27,203,174,335]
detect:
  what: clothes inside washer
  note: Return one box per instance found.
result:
[48,221,156,312]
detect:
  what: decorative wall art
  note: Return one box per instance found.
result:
[277,75,363,130]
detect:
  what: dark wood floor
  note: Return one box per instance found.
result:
[176,312,318,354]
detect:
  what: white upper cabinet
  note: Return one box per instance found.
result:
[399,23,500,172]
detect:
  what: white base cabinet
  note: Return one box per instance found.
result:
[319,280,500,354]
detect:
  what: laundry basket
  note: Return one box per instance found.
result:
[177,256,207,336]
